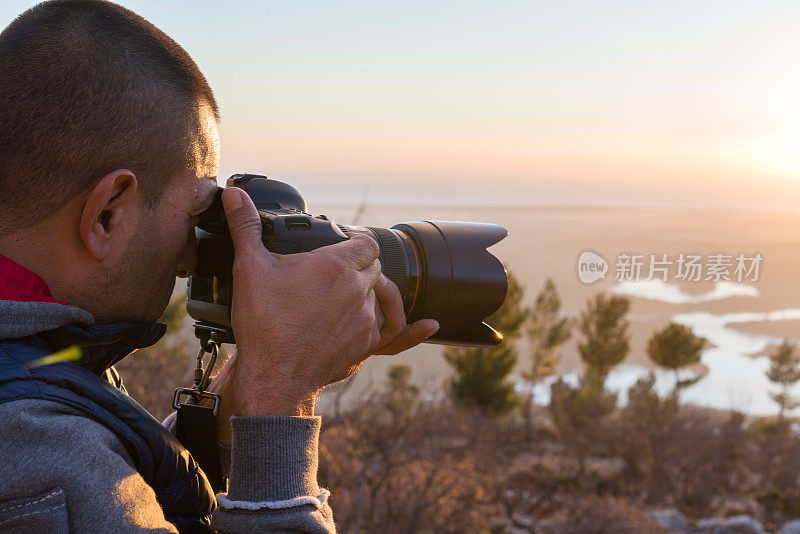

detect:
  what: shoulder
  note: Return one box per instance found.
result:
[0,397,133,464]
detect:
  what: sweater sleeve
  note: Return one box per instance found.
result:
[211,416,335,533]
[163,411,336,533]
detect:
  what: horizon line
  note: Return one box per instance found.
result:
[310,200,800,213]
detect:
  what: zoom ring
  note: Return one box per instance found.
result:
[367,227,409,299]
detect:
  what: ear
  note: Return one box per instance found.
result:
[79,170,141,261]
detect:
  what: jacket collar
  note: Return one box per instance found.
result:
[0,253,166,374]
[40,321,167,375]
[0,252,65,304]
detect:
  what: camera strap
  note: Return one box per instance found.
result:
[173,329,226,493]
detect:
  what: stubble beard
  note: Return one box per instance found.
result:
[95,216,178,324]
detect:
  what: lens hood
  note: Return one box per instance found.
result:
[392,221,508,347]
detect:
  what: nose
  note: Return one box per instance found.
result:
[176,229,197,278]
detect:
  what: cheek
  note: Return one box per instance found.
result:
[155,214,193,257]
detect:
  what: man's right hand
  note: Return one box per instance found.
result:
[213,187,437,422]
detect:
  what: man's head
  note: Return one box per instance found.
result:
[0,0,221,322]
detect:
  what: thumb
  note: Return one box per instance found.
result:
[222,187,263,257]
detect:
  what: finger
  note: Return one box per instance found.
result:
[209,348,238,385]
[204,349,237,411]
[327,233,379,271]
[359,258,382,290]
[363,290,382,349]
[372,274,406,349]
[376,319,439,356]
[221,187,264,260]
[374,293,386,332]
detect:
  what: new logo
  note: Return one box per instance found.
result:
[577,251,608,284]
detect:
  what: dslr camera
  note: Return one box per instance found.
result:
[187,174,508,347]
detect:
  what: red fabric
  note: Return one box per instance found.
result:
[0,253,67,304]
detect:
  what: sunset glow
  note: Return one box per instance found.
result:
[2,0,799,207]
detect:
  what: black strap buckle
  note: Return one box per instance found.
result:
[173,326,226,492]
[173,333,221,411]
[173,388,220,416]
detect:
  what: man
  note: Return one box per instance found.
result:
[0,1,439,532]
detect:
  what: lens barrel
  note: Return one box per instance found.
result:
[340,221,508,347]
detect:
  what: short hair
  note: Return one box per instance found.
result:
[0,0,219,230]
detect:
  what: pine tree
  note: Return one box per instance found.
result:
[549,375,617,475]
[646,322,706,397]
[621,373,680,502]
[766,341,800,423]
[384,364,420,417]
[523,278,571,438]
[577,294,630,389]
[547,293,630,473]
[444,269,527,415]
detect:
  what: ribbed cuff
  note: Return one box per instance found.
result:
[226,415,321,502]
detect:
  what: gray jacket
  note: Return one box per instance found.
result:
[0,298,336,533]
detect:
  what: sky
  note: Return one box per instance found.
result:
[2,1,800,208]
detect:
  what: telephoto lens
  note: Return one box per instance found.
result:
[187,174,509,347]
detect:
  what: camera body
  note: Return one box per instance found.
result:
[187,174,508,347]
[187,174,347,326]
